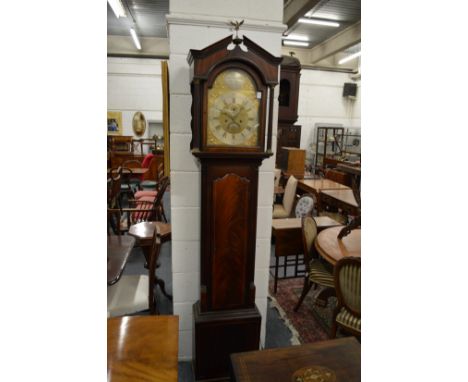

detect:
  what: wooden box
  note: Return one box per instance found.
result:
[279,147,305,178]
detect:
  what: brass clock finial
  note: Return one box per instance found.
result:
[229,20,244,45]
[289,51,296,57]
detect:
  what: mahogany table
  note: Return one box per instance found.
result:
[108,315,179,382]
[320,188,359,216]
[271,216,341,293]
[315,226,361,265]
[128,221,172,246]
[107,168,149,176]
[107,235,136,286]
[230,337,360,382]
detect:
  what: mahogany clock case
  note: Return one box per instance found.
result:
[188,34,281,381]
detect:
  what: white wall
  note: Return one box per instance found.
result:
[168,0,284,361]
[107,57,164,138]
[297,69,361,164]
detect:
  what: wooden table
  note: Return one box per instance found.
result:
[108,315,179,382]
[271,216,341,293]
[107,235,136,286]
[297,179,349,212]
[315,226,361,265]
[230,337,360,382]
[108,168,149,176]
[128,221,172,246]
[320,189,359,216]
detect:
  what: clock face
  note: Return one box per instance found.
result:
[207,69,260,147]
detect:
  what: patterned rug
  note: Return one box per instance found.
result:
[268,277,338,344]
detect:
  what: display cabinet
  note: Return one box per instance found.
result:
[314,126,344,171]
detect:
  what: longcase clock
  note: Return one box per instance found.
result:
[187,33,281,381]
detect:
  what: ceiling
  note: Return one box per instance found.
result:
[107,0,360,68]
[285,0,360,49]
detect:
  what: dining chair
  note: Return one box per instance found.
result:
[330,257,361,338]
[293,216,335,312]
[140,162,164,191]
[114,176,170,233]
[107,225,170,317]
[273,175,298,218]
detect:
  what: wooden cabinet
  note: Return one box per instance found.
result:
[279,147,305,178]
[276,123,301,167]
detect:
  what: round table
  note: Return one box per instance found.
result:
[315,226,360,265]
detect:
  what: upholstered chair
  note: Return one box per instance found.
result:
[294,193,315,218]
[273,175,298,218]
[331,257,361,338]
[294,216,335,312]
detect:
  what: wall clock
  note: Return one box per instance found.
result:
[188,30,281,381]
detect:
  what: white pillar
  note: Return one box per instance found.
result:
[167,0,285,360]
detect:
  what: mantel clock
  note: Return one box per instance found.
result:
[187,32,281,381]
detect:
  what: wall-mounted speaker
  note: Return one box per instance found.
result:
[343,82,357,97]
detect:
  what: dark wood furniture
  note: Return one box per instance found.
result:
[129,221,172,246]
[230,337,361,382]
[271,216,341,293]
[107,235,136,286]
[107,315,179,382]
[107,167,149,176]
[188,34,281,381]
[278,146,305,178]
[276,54,301,168]
[320,189,359,216]
[315,226,361,265]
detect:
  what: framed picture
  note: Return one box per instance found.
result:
[107,111,123,136]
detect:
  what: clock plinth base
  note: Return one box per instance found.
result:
[192,301,261,381]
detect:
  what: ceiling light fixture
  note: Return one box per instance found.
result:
[339,51,361,65]
[130,28,141,50]
[298,18,339,27]
[282,34,309,42]
[108,0,127,18]
[283,41,309,47]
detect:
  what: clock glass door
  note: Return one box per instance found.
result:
[207,69,260,147]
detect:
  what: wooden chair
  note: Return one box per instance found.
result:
[273,175,298,218]
[293,216,335,312]
[113,176,170,233]
[330,257,361,338]
[107,225,169,316]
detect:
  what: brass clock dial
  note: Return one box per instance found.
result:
[207,69,260,147]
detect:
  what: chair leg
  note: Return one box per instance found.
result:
[294,278,313,312]
[156,278,173,301]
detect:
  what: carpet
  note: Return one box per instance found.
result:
[268,277,338,344]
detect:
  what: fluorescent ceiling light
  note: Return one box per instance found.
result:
[282,34,309,42]
[283,41,309,47]
[299,18,339,27]
[108,0,127,18]
[130,28,141,50]
[339,51,361,65]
